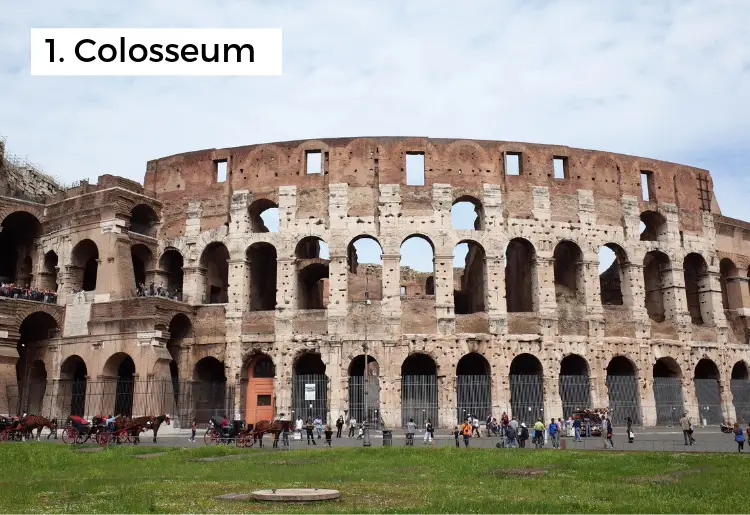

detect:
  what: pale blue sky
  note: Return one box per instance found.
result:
[2,0,749,274]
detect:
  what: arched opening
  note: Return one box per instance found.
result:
[643,251,671,322]
[292,352,327,422]
[606,356,641,424]
[453,241,486,314]
[559,354,591,419]
[505,238,537,312]
[509,353,543,424]
[731,361,750,424]
[296,237,330,310]
[102,353,136,417]
[400,235,435,296]
[129,204,159,238]
[60,355,87,417]
[425,276,435,295]
[653,357,684,425]
[71,239,99,292]
[131,244,153,295]
[248,198,279,233]
[347,236,383,302]
[245,354,276,424]
[247,243,277,311]
[553,240,584,304]
[166,314,191,416]
[720,258,740,310]
[456,353,491,425]
[451,196,483,230]
[348,355,380,427]
[200,242,229,304]
[401,353,438,428]
[15,312,57,414]
[192,357,227,423]
[159,248,184,299]
[41,251,59,293]
[0,211,41,286]
[599,244,628,306]
[640,210,667,241]
[684,253,710,325]
[694,358,722,424]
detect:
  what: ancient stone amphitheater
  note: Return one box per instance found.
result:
[0,136,748,429]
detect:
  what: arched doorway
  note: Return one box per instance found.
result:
[653,357,684,425]
[348,355,380,427]
[509,354,544,424]
[192,357,227,423]
[245,354,276,424]
[401,353,438,428]
[60,355,87,417]
[103,353,136,417]
[606,356,641,424]
[694,359,722,424]
[166,314,192,417]
[559,355,591,419]
[15,312,57,414]
[292,353,328,422]
[200,243,229,304]
[71,239,99,292]
[455,353,491,424]
[731,362,750,423]
[0,211,41,286]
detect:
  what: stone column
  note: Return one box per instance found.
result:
[379,343,399,428]
[275,257,296,337]
[536,255,558,336]
[580,255,604,337]
[226,258,248,420]
[641,374,657,426]
[325,343,343,426]
[380,253,401,338]
[663,263,691,339]
[623,261,651,338]
[327,253,348,336]
[182,266,206,305]
[0,333,19,416]
[434,254,455,335]
[544,366,562,420]
[59,265,83,304]
[486,253,507,334]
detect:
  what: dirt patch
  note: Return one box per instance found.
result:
[393,466,424,473]
[630,467,711,485]
[264,457,334,466]
[191,455,248,463]
[491,467,550,477]
[134,452,167,459]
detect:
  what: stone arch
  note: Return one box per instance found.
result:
[640,210,667,242]
[720,258,741,310]
[606,355,641,424]
[455,352,491,424]
[599,243,629,306]
[401,352,438,428]
[347,235,383,301]
[248,198,279,233]
[192,356,227,423]
[247,242,278,311]
[71,239,99,292]
[0,211,41,285]
[683,253,711,325]
[509,353,544,424]
[347,355,380,426]
[158,247,184,295]
[694,358,722,424]
[200,242,229,304]
[15,311,58,415]
[453,239,486,314]
[102,352,136,417]
[400,235,435,296]
[14,304,64,330]
[131,244,153,293]
[129,204,159,238]
[291,352,328,422]
[60,355,88,417]
[652,357,684,425]
[559,354,591,419]
[244,353,276,424]
[644,250,671,322]
[40,250,59,292]
[505,238,537,312]
[295,237,330,310]
[451,195,484,230]
[731,360,750,423]
[553,240,584,303]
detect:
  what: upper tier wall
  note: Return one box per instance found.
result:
[143,137,720,237]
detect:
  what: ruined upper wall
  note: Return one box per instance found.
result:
[0,138,63,203]
[143,137,722,238]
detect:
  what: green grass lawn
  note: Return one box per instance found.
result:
[1,443,749,513]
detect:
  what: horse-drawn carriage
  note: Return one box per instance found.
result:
[203,418,291,448]
[0,414,57,442]
[0,416,23,441]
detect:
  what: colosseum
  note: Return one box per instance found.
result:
[1,136,749,429]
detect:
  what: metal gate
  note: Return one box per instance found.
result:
[456,375,491,424]
[114,378,135,417]
[559,375,591,420]
[695,378,722,424]
[292,374,328,422]
[401,375,438,428]
[731,379,750,424]
[348,376,381,428]
[509,374,543,425]
[606,375,641,425]
[653,377,684,425]
[191,381,229,423]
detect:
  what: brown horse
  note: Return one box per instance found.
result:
[145,414,171,443]
[19,415,58,441]
[253,419,291,448]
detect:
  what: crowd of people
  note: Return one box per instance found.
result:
[136,282,182,301]
[0,283,57,304]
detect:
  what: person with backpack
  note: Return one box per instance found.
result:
[734,422,745,453]
[548,418,559,449]
[335,416,344,438]
[518,422,529,448]
[453,426,461,448]
[504,421,517,448]
[603,416,614,449]
[405,418,417,446]
[424,419,434,444]
[461,418,472,447]
[626,417,634,443]
[533,419,545,448]
[324,425,333,447]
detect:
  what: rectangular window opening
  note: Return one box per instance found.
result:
[216,160,227,183]
[405,152,425,185]
[553,157,567,179]
[400,286,407,296]
[641,171,655,201]
[306,150,322,174]
[505,153,521,176]
[257,394,272,406]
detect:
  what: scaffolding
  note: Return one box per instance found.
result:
[0,134,65,202]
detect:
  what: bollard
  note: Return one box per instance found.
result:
[382,430,392,447]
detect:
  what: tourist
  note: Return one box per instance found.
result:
[533,419,545,448]
[510,416,519,434]
[314,416,323,439]
[305,417,316,445]
[295,416,303,439]
[336,416,344,438]
[734,423,745,453]
[573,417,582,442]
[558,418,565,437]
[486,413,493,437]
[472,415,481,438]
[405,418,417,446]
[626,417,634,443]
[424,418,434,444]
[548,418,559,449]
[453,426,461,448]
[679,412,695,446]
[585,418,591,437]
[348,415,357,438]
[220,414,230,438]
[189,419,196,442]
[505,422,517,448]
[601,415,614,449]
[461,418,472,447]
[518,422,529,448]
[324,425,333,447]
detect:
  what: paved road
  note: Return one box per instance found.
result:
[31,425,746,453]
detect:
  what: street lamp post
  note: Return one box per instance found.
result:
[362,275,371,447]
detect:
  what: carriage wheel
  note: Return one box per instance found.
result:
[0,429,8,442]
[62,427,75,444]
[13,431,23,442]
[203,430,217,445]
[98,432,111,447]
[75,433,86,445]
[247,435,255,448]
[116,430,128,445]
[236,435,246,448]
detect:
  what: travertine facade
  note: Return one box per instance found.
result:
[1,137,749,428]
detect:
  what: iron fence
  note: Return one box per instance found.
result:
[291,374,328,423]
[695,378,723,425]
[731,379,750,424]
[456,375,492,425]
[559,374,591,420]
[653,377,685,425]
[509,374,544,425]
[401,375,438,428]
[606,375,642,425]
[347,376,381,429]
